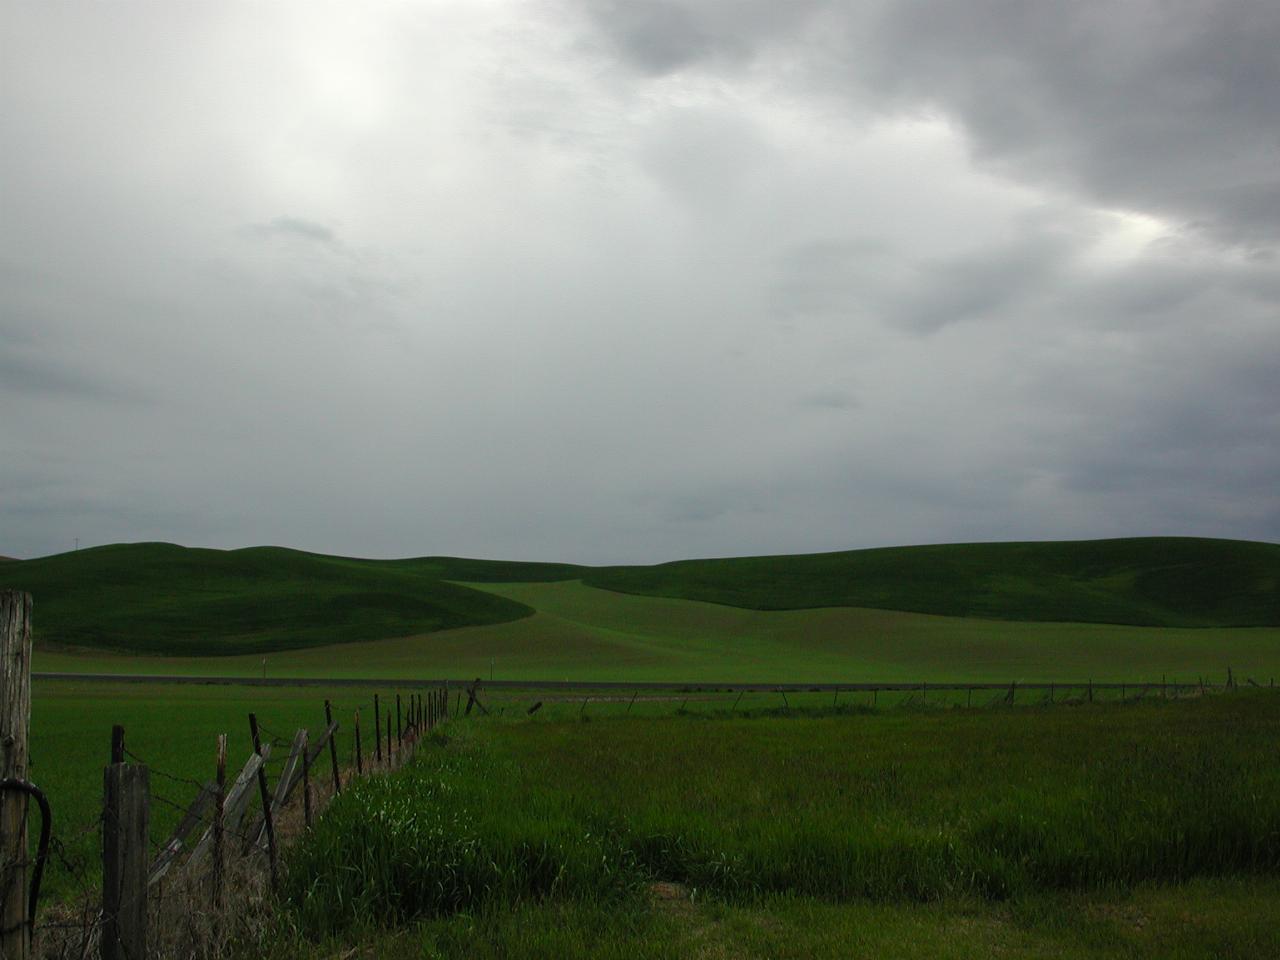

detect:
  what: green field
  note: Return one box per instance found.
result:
[32,580,1280,684]
[16,536,1280,956]
[29,681,1280,959]
[266,691,1280,959]
[586,537,1280,626]
[1,543,555,655]
[6,538,1280,663]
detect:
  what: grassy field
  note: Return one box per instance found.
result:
[0,543,550,655]
[33,580,1280,684]
[6,538,1279,660]
[28,680,1280,958]
[265,691,1280,959]
[586,537,1280,627]
[259,879,1280,960]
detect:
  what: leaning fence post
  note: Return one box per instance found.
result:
[301,730,312,829]
[325,700,342,795]
[212,734,226,914]
[248,714,279,889]
[1,590,33,960]
[102,727,149,960]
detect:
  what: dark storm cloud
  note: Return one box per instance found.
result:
[579,0,825,74]
[579,0,1280,246]
[860,0,1280,245]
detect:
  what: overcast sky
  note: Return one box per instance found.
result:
[3,1,1278,564]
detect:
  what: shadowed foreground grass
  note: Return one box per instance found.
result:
[277,693,1280,958]
[253,879,1280,960]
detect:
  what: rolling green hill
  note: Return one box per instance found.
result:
[586,538,1280,627]
[0,542,548,655]
[3,537,1278,657]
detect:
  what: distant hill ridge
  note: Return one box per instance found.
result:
[584,537,1280,628]
[1,537,1276,656]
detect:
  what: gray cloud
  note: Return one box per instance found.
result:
[860,0,1280,245]
[579,0,826,75]
[884,230,1072,334]
[579,0,1280,246]
[797,388,859,411]
[247,216,339,246]
[0,351,144,403]
[2,1,1277,563]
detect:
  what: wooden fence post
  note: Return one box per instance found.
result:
[102,728,149,960]
[301,731,312,829]
[1,590,33,960]
[247,714,278,889]
[212,734,226,913]
[354,710,363,776]
[396,695,402,747]
[374,695,382,765]
[385,710,391,764]
[325,700,341,795]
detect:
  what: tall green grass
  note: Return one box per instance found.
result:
[284,693,1280,934]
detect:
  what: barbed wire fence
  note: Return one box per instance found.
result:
[27,684,452,960]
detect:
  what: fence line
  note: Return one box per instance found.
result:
[23,681,451,959]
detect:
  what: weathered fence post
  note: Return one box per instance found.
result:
[301,730,312,829]
[1,590,33,960]
[354,709,363,776]
[102,727,149,960]
[396,694,402,748]
[374,695,383,765]
[247,714,278,889]
[213,734,226,913]
[325,700,341,795]
[385,710,391,763]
